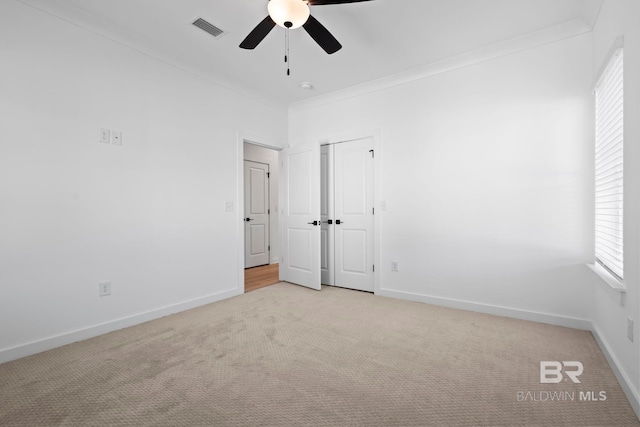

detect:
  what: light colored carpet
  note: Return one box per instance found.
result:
[0,282,638,426]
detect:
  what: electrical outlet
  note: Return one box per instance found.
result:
[99,128,110,144]
[99,281,111,297]
[391,261,399,272]
[628,318,634,342]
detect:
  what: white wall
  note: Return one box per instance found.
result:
[290,34,594,325]
[590,0,640,406]
[4,3,639,416]
[243,143,280,264]
[0,1,287,361]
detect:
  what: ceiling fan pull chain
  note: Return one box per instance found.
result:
[286,27,291,76]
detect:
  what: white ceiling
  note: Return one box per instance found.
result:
[25,0,603,109]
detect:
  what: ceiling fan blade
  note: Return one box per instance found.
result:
[308,0,373,5]
[302,15,342,54]
[239,16,276,49]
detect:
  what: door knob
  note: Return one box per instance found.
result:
[336,219,343,225]
[307,220,320,226]
[245,218,255,222]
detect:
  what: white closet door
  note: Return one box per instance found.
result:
[333,138,374,292]
[279,144,321,290]
[320,145,334,286]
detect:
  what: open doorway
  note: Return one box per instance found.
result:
[243,142,280,292]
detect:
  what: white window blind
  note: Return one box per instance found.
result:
[595,48,624,281]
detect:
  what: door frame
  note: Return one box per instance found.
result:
[236,132,284,294]
[236,129,381,295]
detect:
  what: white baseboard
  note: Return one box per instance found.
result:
[376,288,592,330]
[3,284,639,421]
[376,288,639,421]
[0,287,242,364]
[591,324,640,420]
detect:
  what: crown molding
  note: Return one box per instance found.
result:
[14,0,289,113]
[579,0,604,30]
[13,0,595,116]
[289,18,592,113]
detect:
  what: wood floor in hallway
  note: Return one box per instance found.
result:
[244,263,279,292]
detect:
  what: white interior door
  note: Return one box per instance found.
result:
[279,143,321,290]
[333,138,374,292]
[244,160,270,268]
[320,145,334,286]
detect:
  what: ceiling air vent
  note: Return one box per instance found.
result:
[192,17,225,38]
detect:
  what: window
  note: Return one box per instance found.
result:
[594,48,624,281]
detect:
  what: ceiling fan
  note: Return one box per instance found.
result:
[239,0,373,55]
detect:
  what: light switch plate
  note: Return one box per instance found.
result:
[224,201,234,212]
[99,128,110,144]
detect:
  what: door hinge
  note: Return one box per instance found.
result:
[372,207,375,215]
[369,149,374,158]
[268,245,270,251]
[267,172,270,178]
[373,265,375,272]
[268,208,270,215]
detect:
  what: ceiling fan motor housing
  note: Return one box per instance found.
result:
[268,0,310,29]
[240,0,372,53]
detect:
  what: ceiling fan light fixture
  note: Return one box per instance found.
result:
[268,0,310,29]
